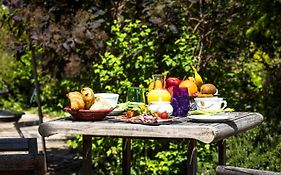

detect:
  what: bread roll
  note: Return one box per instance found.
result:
[81,87,95,109]
[200,84,217,95]
[67,91,85,110]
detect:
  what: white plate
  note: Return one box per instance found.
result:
[188,114,232,122]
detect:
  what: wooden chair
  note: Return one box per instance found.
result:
[216,165,281,175]
[0,138,45,175]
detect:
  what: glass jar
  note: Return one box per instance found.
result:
[147,74,171,103]
[152,74,166,89]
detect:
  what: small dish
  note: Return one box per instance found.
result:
[64,107,113,121]
[188,114,232,122]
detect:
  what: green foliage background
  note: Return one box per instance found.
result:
[1,0,281,174]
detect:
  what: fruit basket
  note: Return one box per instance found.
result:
[64,107,114,121]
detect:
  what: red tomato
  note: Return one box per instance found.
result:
[160,112,169,119]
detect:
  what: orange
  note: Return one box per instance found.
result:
[179,80,198,94]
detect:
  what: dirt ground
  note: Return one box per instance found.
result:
[0,112,86,175]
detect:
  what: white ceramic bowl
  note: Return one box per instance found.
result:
[94,93,119,108]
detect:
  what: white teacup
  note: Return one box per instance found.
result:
[194,97,227,111]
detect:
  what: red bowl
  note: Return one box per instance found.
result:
[64,107,114,121]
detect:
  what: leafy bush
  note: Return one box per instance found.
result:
[91,19,198,100]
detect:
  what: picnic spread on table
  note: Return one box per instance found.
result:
[63,68,236,124]
[39,69,264,175]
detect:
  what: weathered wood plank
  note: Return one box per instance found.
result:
[0,138,45,175]
[213,112,263,142]
[0,155,35,170]
[0,138,31,151]
[28,138,38,155]
[39,112,263,144]
[216,165,281,175]
[39,121,216,143]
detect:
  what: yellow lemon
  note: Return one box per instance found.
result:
[147,89,171,103]
[148,80,162,91]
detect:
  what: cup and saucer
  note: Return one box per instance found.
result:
[188,97,233,122]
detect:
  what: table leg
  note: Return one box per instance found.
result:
[122,138,131,175]
[81,135,93,175]
[14,120,24,138]
[218,139,226,165]
[186,139,197,175]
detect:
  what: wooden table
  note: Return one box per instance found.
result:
[39,112,263,175]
